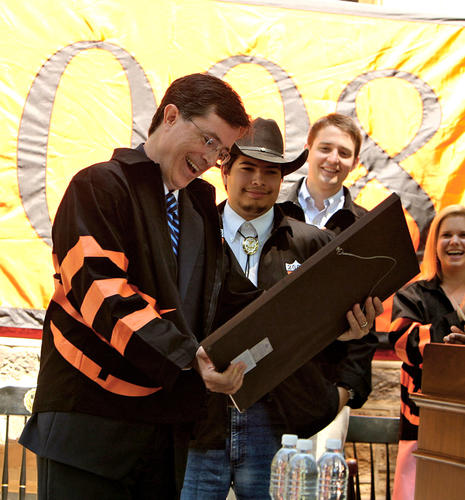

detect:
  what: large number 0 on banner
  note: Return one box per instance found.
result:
[17,41,157,246]
[208,55,309,160]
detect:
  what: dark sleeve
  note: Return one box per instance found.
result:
[314,333,378,408]
[51,166,198,387]
[389,283,462,368]
[271,361,340,437]
[276,201,306,222]
[324,209,357,234]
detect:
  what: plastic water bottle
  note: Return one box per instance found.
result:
[269,433,298,500]
[317,438,348,500]
[286,438,318,500]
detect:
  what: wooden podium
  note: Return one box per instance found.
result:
[411,343,465,500]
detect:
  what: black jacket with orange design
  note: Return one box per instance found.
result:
[32,147,254,424]
[389,277,464,440]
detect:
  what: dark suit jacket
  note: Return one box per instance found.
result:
[278,176,367,234]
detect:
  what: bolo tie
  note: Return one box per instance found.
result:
[237,226,259,278]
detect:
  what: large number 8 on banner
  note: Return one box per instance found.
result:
[337,69,441,252]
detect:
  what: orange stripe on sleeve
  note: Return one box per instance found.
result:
[417,324,433,359]
[401,400,420,427]
[393,323,411,362]
[390,317,411,332]
[127,286,175,314]
[400,369,420,426]
[81,278,135,326]
[50,321,161,397]
[111,305,161,355]
[393,320,432,364]
[133,287,157,309]
[52,253,59,273]
[127,285,175,313]
[53,275,169,354]
[60,236,128,294]
[401,368,417,396]
[51,281,112,346]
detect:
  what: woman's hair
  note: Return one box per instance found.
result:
[421,204,465,280]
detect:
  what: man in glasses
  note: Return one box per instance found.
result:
[20,73,255,499]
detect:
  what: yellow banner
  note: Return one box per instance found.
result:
[0,0,464,332]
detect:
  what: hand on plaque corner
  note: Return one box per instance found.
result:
[338,296,383,341]
[193,346,246,394]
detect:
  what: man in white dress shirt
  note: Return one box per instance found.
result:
[279,112,373,458]
[278,112,367,235]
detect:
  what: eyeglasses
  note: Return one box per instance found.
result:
[189,118,231,166]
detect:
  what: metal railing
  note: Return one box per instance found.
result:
[0,386,36,500]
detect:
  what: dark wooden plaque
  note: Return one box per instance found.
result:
[202,193,419,411]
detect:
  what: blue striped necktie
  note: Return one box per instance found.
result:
[166,192,180,256]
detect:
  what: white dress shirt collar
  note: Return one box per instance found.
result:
[164,184,179,200]
[222,202,274,286]
[298,179,344,228]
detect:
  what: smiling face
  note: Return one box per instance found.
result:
[436,215,465,277]
[222,155,283,221]
[306,125,358,199]
[147,104,243,191]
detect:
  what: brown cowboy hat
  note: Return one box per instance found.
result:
[231,117,308,176]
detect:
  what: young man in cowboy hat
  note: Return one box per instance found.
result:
[181,118,381,500]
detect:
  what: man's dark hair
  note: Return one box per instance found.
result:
[307,113,362,158]
[148,73,250,135]
[222,153,285,179]
[221,153,239,176]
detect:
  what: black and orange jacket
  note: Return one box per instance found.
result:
[32,147,229,424]
[389,278,463,440]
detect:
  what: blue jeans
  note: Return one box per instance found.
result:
[181,400,286,500]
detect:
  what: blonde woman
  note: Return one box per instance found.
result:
[390,204,465,500]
